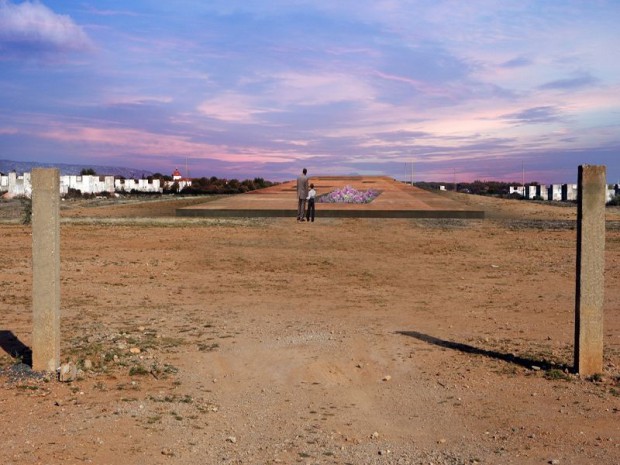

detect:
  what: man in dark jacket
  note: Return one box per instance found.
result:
[296,168,309,221]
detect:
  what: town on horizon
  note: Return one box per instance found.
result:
[2,166,619,204]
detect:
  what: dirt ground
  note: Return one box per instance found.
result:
[1,192,619,465]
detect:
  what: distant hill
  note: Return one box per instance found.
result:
[0,159,153,179]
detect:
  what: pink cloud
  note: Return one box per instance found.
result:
[0,0,93,52]
[35,120,295,164]
[372,70,456,98]
[197,92,273,123]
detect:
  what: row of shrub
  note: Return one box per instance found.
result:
[61,176,277,198]
[176,177,276,195]
[415,180,620,205]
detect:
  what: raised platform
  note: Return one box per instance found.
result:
[176,176,485,219]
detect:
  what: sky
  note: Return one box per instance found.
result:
[0,1,619,184]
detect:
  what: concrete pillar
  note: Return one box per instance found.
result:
[32,168,61,372]
[574,165,606,376]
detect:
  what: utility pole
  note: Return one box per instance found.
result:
[453,168,457,192]
[411,160,414,186]
[522,161,525,197]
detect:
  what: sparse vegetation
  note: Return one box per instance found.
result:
[544,369,572,381]
[1,187,618,464]
[587,373,604,383]
[197,342,219,352]
[415,180,521,196]
[128,365,150,376]
[20,197,31,224]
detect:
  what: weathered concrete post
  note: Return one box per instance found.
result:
[32,168,61,372]
[574,165,606,376]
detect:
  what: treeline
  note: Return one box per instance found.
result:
[75,169,277,196]
[149,174,277,195]
[414,180,526,197]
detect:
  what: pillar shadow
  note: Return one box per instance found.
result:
[397,330,570,372]
[0,331,32,367]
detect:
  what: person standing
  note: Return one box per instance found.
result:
[296,168,309,221]
[306,183,316,222]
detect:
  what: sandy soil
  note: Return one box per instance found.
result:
[1,193,619,465]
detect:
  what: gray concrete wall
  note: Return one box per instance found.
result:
[31,168,61,372]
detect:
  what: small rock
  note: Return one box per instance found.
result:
[382,375,391,382]
[138,326,146,332]
[161,447,174,456]
[371,431,379,439]
[129,347,141,354]
[226,436,237,444]
[531,365,541,371]
[83,359,93,370]
[438,438,447,444]
[549,460,560,465]
[59,363,77,382]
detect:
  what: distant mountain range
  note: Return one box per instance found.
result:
[0,159,153,179]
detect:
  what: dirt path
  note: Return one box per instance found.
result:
[1,195,619,464]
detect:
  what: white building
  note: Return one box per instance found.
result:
[509,183,617,202]
[548,185,563,201]
[523,185,548,200]
[61,174,116,195]
[115,177,161,193]
[562,184,578,201]
[509,186,525,196]
[0,171,162,198]
[163,168,192,192]
[0,171,32,197]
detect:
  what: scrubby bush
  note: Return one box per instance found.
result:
[64,188,84,199]
[20,197,32,224]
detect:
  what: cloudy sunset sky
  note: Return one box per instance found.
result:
[0,0,619,183]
